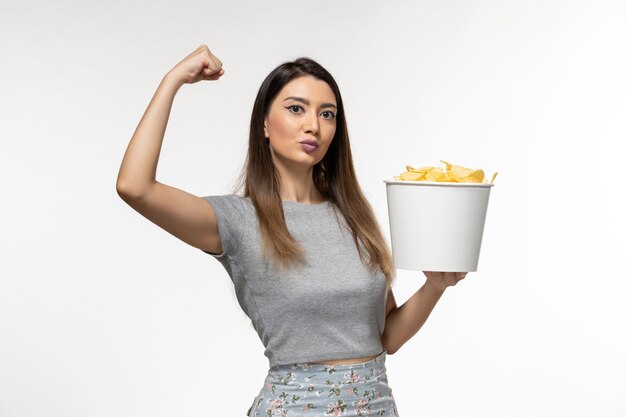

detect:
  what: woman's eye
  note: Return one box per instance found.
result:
[322,111,336,120]
[288,105,302,113]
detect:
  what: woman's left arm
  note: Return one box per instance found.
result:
[381,271,468,355]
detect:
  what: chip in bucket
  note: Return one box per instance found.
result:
[394,160,498,184]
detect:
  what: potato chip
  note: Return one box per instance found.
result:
[394,160,498,184]
[398,171,425,181]
[406,165,433,173]
[424,166,444,182]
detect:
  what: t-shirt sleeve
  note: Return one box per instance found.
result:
[200,194,246,260]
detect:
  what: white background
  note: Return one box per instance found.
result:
[1,0,625,416]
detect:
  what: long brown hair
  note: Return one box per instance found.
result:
[230,57,396,290]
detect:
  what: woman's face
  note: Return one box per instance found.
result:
[264,75,338,170]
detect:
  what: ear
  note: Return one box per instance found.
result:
[263,120,269,138]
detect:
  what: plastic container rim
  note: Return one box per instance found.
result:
[383,179,494,188]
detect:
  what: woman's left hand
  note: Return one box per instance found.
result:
[422,271,469,291]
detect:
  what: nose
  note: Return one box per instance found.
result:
[303,110,319,134]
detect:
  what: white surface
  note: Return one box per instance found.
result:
[385,180,493,271]
[1,0,625,416]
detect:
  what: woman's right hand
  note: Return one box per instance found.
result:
[167,44,224,86]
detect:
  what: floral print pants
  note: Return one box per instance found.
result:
[246,350,399,416]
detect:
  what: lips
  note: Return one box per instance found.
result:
[299,139,319,148]
[301,143,318,153]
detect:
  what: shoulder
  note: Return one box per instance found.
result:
[202,194,248,210]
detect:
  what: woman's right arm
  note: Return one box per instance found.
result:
[116,45,225,254]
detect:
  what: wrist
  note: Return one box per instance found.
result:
[162,71,184,91]
[424,278,446,294]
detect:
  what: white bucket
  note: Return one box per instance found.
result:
[384,180,494,272]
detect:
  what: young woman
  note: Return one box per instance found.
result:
[117,44,467,416]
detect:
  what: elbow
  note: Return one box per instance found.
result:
[116,179,150,200]
[381,335,398,356]
[116,176,133,197]
[116,183,139,200]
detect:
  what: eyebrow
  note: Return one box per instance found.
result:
[283,96,337,109]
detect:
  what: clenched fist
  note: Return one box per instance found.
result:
[167,44,224,86]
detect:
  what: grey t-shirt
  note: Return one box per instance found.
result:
[202,194,388,368]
